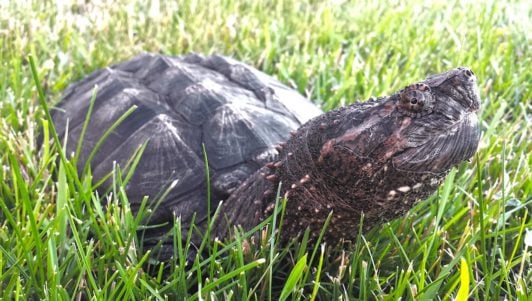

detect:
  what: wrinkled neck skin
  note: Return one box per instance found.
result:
[217,68,481,244]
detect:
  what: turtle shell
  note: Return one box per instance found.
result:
[52,53,322,231]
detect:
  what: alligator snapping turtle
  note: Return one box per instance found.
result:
[51,53,480,256]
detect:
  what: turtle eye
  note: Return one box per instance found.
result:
[397,83,434,117]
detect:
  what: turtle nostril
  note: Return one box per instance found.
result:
[410,98,417,104]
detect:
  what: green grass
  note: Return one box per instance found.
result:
[0,0,530,299]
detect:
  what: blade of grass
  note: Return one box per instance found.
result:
[279,253,307,301]
[81,105,137,177]
[73,86,98,166]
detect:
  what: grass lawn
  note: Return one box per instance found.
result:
[0,0,530,299]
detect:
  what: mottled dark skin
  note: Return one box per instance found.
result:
[216,67,480,244]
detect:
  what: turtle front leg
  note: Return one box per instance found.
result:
[213,166,279,239]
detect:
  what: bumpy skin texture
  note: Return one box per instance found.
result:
[217,67,480,245]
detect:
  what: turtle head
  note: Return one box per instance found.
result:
[314,67,481,176]
[390,67,481,174]
[262,67,481,242]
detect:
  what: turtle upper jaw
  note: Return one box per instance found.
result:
[424,67,481,113]
[455,67,481,113]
